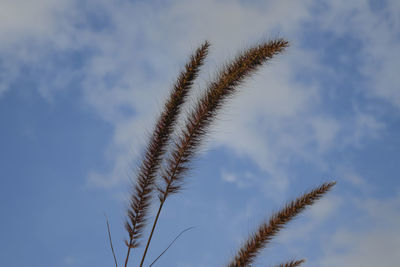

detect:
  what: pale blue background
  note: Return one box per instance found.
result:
[1,0,399,266]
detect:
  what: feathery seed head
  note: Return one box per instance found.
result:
[228,182,335,267]
[124,41,210,248]
[158,39,289,200]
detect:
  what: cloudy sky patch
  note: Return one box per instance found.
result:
[0,0,399,266]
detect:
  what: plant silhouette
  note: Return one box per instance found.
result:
[108,38,336,267]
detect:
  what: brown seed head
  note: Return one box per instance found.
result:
[125,41,210,247]
[228,182,336,267]
[158,39,289,202]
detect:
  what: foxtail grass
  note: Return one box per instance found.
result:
[139,39,289,266]
[157,39,289,202]
[228,182,336,267]
[123,41,210,267]
[111,37,336,267]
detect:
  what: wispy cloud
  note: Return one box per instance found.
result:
[1,1,399,266]
[318,192,400,267]
[0,0,398,199]
[313,0,400,109]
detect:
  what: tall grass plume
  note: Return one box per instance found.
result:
[104,37,336,266]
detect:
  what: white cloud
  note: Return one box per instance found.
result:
[322,229,400,267]
[314,0,400,109]
[221,170,237,184]
[309,116,340,153]
[76,0,320,188]
[336,166,370,191]
[0,0,82,98]
[0,0,396,192]
[318,193,400,267]
[0,0,70,44]
[220,169,256,189]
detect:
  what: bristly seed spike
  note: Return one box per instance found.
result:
[275,259,306,267]
[228,182,335,267]
[123,41,210,267]
[140,39,289,267]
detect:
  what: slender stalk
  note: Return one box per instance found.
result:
[228,182,336,267]
[123,246,131,267]
[149,226,195,267]
[105,215,118,267]
[140,201,164,267]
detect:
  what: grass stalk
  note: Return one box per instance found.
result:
[105,215,118,267]
[123,41,210,267]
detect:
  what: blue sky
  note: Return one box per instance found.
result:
[1,0,399,266]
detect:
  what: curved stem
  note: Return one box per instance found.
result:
[149,226,195,267]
